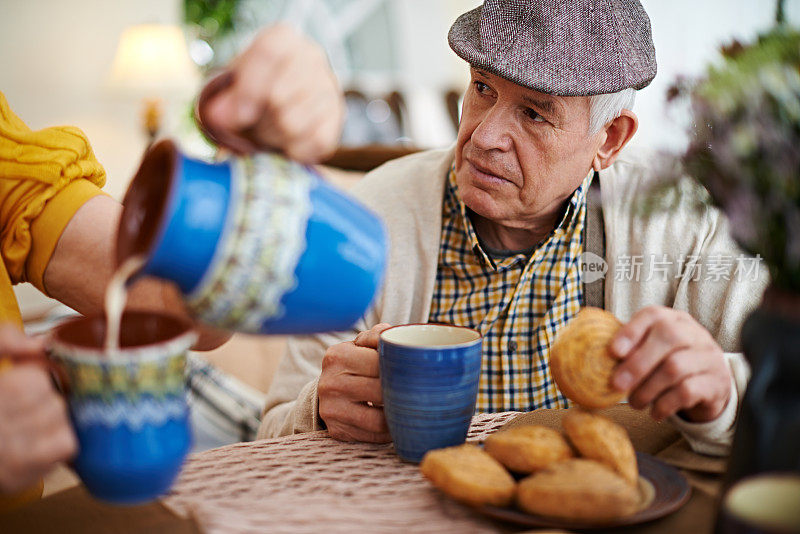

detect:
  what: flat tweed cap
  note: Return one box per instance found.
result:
[448,0,657,96]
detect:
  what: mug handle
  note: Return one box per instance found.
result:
[1,351,71,396]
[1,355,77,472]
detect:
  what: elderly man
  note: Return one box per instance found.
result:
[259,0,767,454]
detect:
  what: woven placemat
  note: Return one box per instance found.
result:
[163,412,520,533]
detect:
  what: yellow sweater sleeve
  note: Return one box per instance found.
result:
[0,92,106,293]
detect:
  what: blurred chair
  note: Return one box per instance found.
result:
[444,88,462,133]
[322,144,420,173]
[326,87,419,173]
[341,88,409,146]
[384,90,408,138]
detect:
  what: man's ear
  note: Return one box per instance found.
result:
[591,110,638,171]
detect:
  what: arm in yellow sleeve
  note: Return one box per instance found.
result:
[0,91,106,291]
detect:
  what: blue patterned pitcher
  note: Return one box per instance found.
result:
[116,140,387,334]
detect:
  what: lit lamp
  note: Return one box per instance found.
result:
[107,24,199,146]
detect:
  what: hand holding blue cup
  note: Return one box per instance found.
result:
[49,311,196,504]
[378,324,482,463]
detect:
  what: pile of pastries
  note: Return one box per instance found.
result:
[420,308,644,522]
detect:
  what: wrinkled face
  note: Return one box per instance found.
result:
[455,68,603,229]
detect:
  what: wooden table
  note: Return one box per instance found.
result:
[0,408,724,533]
[0,485,198,534]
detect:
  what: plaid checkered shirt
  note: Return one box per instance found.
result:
[428,167,591,413]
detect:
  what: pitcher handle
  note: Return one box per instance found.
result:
[195,70,262,156]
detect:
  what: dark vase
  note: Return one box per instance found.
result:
[725,287,800,485]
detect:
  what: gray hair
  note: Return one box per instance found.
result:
[588,88,636,134]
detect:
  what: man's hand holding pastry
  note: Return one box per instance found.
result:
[610,306,732,423]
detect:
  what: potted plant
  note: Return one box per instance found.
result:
[669,3,799,482]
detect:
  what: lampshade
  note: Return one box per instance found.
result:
[107,24,199,98]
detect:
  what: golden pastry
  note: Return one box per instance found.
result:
[420,444,516,507]
[562,408,639,486]
[516,459,641,521]
[484,425,574,473]
[549,307,626,409]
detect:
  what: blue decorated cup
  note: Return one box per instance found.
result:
[116,139,387,335]
[49,311,197,504]
[379,324,482,463]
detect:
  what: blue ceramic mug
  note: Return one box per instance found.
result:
[379,324,482,463]
[116,140,387,335]
[49,311,197,504]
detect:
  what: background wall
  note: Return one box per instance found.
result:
[1,0,187,200]
[1,0,797,314]
[634,0,794,151]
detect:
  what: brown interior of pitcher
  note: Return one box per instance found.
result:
[53,311,192,350]
[116,140,176,266]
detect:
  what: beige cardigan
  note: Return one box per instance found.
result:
[258,147,768,455]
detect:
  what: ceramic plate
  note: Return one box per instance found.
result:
[475,452,691,530]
